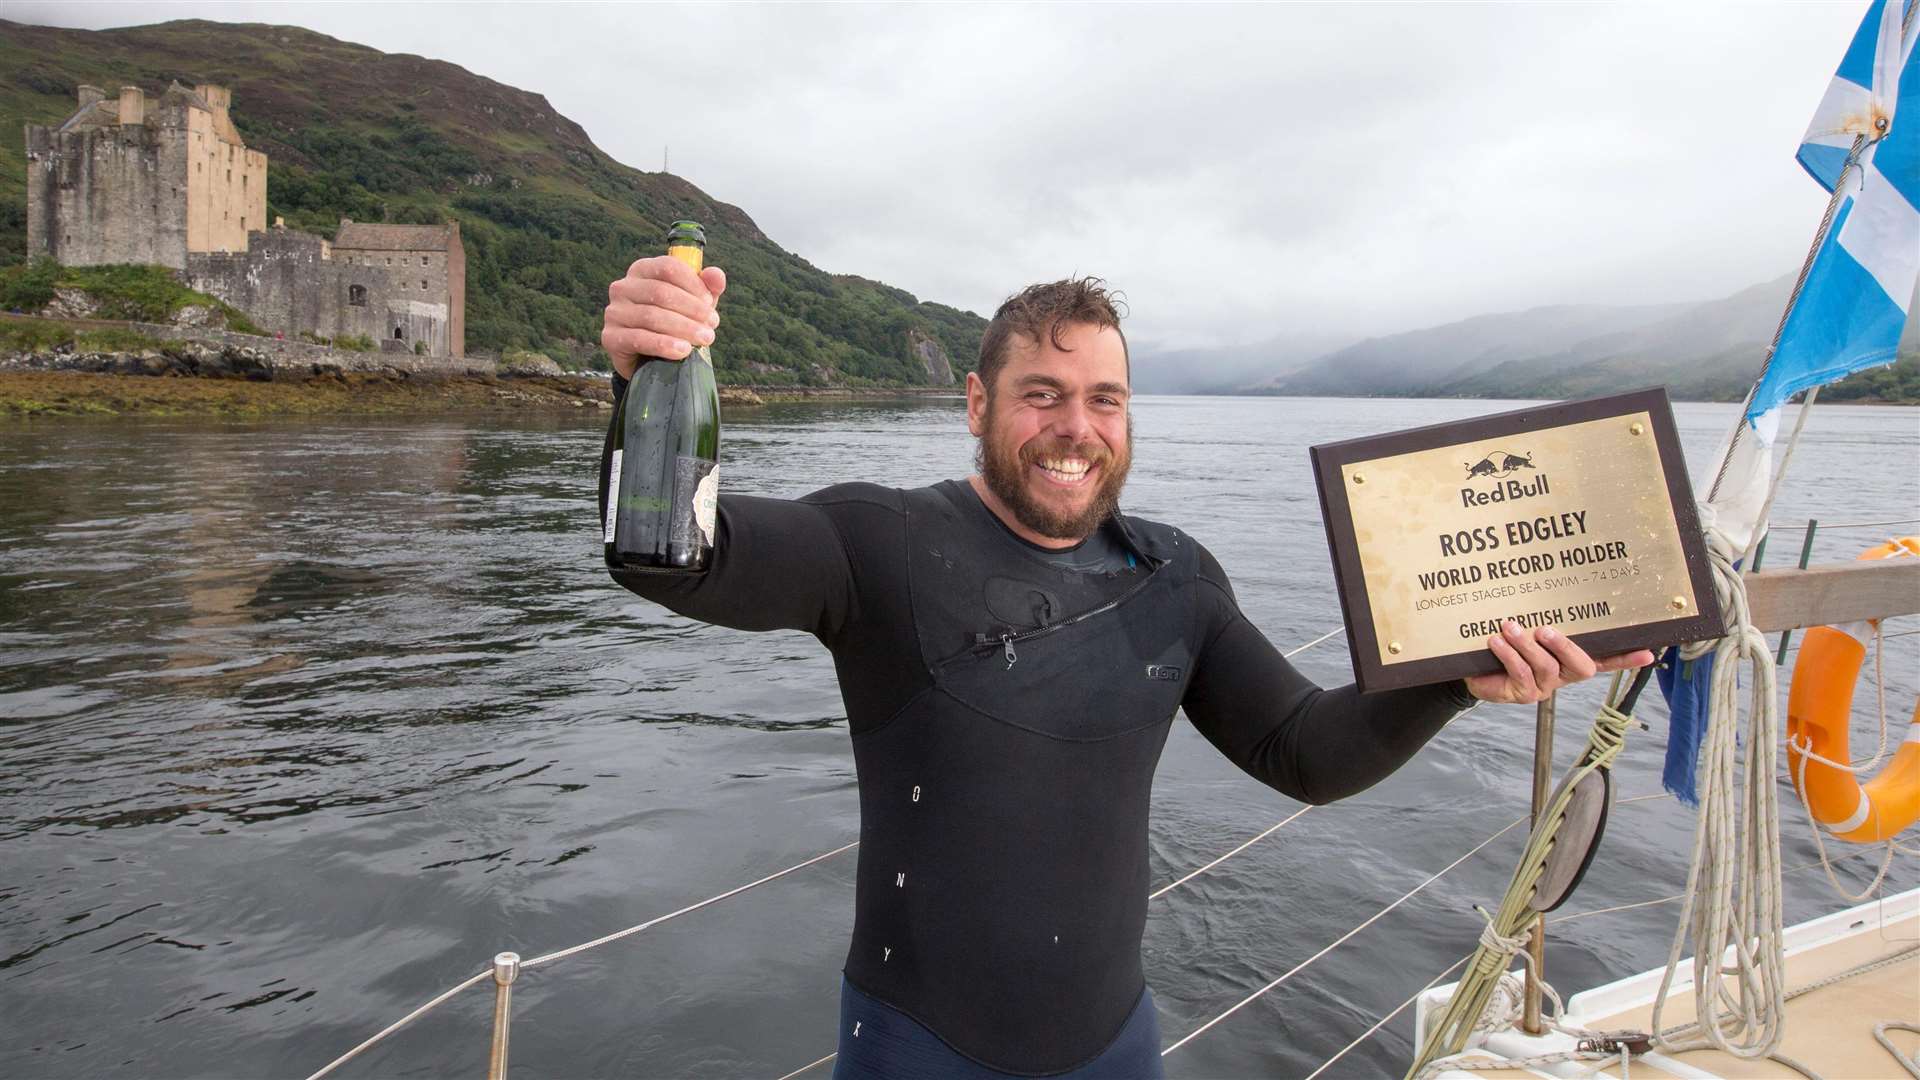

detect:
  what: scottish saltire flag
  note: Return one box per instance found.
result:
[1747,0,1919,431]
[1662,0,1919,805]
[1706,0,1917,563]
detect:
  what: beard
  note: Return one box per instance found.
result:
[976,408,1133,541]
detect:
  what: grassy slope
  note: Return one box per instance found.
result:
[0,18,984,384]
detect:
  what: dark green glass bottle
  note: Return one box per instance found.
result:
[603,221,721,572]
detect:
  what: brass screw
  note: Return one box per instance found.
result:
[1670,595,1687,611]
[1352,472,1366,485]
[1630,422,1646,436]
[1387,641,1403,655]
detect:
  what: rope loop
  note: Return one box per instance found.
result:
[1472,905,1529,956]
[1649,519,1786,1062]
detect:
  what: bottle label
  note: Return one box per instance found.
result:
[671,455,718,550]
[604,449,623,544]
[694,465,720,546]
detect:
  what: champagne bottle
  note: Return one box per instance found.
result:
[604,220,721,572]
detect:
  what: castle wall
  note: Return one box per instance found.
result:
[185,229,391,343]
[24,123,188,268]
[387,299,451,356]
[333,238,458,356]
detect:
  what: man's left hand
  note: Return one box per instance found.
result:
[1464,619,1655,704]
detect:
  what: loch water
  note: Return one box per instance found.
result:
[1,396,1916,1079]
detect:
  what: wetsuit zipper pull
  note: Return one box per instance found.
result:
[1002,633,1017,669]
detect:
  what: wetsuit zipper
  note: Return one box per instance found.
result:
[967,560,1163,669]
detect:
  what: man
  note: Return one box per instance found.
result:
[598,257,1653,1079]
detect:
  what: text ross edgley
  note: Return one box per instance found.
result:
[1413,474,1636,640]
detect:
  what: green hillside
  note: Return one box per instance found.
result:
[0,18,985,383]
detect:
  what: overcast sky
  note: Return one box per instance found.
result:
[14,2,1865,348]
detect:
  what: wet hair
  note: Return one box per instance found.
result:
[976,277,1128,397]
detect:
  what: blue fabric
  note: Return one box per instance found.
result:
[1798,0,1895,189]
[1656,645,1713,807]
[1836,3,1891,108]
[1799,143,1853,191]
[832,976,1165,1079]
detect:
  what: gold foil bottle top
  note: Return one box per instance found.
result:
[666,220,705,272]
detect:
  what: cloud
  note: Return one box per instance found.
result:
[13,2,1856,347]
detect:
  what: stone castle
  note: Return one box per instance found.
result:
[25,83,465,357]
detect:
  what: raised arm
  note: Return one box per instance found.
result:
[1179,542,1476,806]
[596,254,854,642]
[1179,538,1654,803]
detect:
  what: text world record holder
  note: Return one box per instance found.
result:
[1309,387,1725,693]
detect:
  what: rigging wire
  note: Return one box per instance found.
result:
[1160,812,1533,1058]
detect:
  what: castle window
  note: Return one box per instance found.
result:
[421,279,428,291]
[385,257,392,265]
[393,326,405,340]
[348,285,367,307]
[421,256,429,266]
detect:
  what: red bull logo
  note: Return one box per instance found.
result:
[1463,450,1536,480]
[1460,449,1548,507]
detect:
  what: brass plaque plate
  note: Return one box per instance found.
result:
[1309,388,1724,693]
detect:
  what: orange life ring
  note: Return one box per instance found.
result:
[1785,536,1920,844]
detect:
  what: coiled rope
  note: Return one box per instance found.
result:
[1649,526,1786,1061]
[1405,519,1793,1079]
[1877,1020,1920,1080]
[1408,944,1918,1080]
[1404,676,1638,1078]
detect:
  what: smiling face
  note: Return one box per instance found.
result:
[967,320,1133,546]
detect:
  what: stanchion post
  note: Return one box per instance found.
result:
[487,951,521,1080]
[1775,518,1818,664]
[1523,691,1555,1036]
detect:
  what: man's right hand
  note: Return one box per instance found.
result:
[602,256,727,379]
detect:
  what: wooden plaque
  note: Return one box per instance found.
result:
[1309,387,1725,693]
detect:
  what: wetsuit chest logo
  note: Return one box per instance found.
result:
[1145,664,1182,681]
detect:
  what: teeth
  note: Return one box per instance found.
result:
[1037,457,1091,481]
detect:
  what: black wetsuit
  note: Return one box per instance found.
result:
[598,388,1476,1074]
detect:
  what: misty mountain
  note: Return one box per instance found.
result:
[1130,330,1353,395]
[1232,271,1920,402]
[1250,299,1690,397]
[1435,274,1795,399]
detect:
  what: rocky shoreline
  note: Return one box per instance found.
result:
[0,331,964,419]
[0,367,615,419]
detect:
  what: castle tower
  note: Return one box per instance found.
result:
[24,82,266,268]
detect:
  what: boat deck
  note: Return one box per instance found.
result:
[1424,890,1918,1079]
